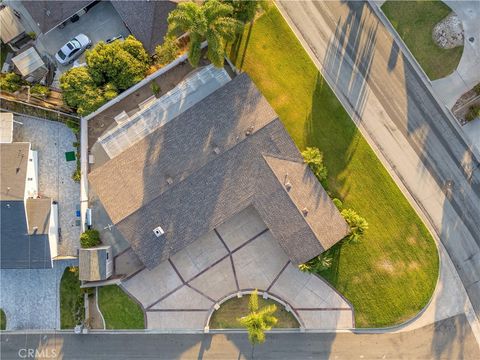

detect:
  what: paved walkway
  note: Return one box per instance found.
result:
[0,259,76,330]
[122,207,353,330]
[13,115,81,256]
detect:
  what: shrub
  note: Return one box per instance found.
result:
[86,35,150,90]
[301,147,328,183]
[341,208,369,244]
[155,37,180,66]
[30,84,50,98]
[27,31,37,40]
[0,72,22,93]
[80,229,101,248]
[71,167,81,182]
[150,81,161,96]
[332,198,343,210]
[465,104,480,122]
[299,250,334,273]
[473,83,480,95]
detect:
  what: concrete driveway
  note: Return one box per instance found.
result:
[0,259,76,330]
[122,206,353,330]
[38,1,130,72]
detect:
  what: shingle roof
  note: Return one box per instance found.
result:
[0,142,29,201]
[79,246,110,281]
[111,0,176,53]
[26,198,51,235]
[21,0,93,33]
[89,74,349,269]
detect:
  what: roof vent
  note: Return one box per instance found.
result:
[302,208,309,216]
[213,146,220,155]
[284,173,292,191]
[32,226,38,233]
[245,125,254,136]
[166,176,173,185]
[153,226,165,238]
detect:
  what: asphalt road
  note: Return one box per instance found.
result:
[277,0,480,316]
[0,315,478,360]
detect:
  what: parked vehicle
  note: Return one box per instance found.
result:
[106,35,124,44]
[55,34,91,65]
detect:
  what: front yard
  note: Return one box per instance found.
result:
[381,0,463,80]
[60,267,85,329]
[229,5,438,327]
[97,285,144,329]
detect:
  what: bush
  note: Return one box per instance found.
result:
[150,81,161,96]
[299,250,334,273]
[332,198,343,210]
[80,229,101,248]
[465,104,480,122]
[341,208,369,244]
[473,83,480,95]
[301,147,328,183]
[30,84,50,98]
[155,37,180,66]
[0,72,22,93]
[27,31,37,40]
[86,35,150,90]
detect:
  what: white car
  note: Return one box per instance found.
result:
[55,34,92,65]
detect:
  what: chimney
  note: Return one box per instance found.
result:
[166,176,173,185]
[153,226,165,237]
[284,173,292,191]
[302,208,309,216]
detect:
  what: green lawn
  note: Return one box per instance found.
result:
[60,267,85,329]
[0,309,6,330]
[382,0,463,80]
[98,285,144,329]
[209,296,299,329]
[228,5,438,327]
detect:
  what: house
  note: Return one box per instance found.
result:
[89,73,350,270]
[20,0,176,53]
[0,113,58,269]
[79,245,113,282]
[0,5,32,51]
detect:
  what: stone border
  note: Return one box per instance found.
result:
[203,289,306,332]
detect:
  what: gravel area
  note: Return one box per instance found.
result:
[12,115,80,256]
[0,259,77,330]
[433,12,464,49]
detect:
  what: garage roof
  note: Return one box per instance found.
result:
[0,112,14,144]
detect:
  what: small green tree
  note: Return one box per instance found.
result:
[167,0,243,67]
[237,290,277,358]
[80,229,101,248]
[86,35,149,90]
[341,208,368,243]
[0,72,22,93]
[155,37,180,65]
[301,147,328,183]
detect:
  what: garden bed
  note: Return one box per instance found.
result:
[60,267,86,329]
[209,296,299,329]
[452,86,480,124]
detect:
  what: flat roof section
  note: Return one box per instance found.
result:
[97,65,231,159]
[0,112,14,144]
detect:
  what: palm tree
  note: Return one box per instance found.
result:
[237,290,278,358]
[167,0,243,67]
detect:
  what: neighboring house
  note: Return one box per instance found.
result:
[89,74,350,270]
[0,113,58,269]
[79,245,113,282]
[0,4,32,51]
[20,0,176,53]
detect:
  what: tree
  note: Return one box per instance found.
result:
[341,208,368,243]
[301,147,328,183]
[60,67,118,116]
[167,0,243,67]
[155,37,180,66]
[222,0,264,23]
[237,290,277,358]
[80,229,101,248]
[86,35,149,90]
[0,72,22,93]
